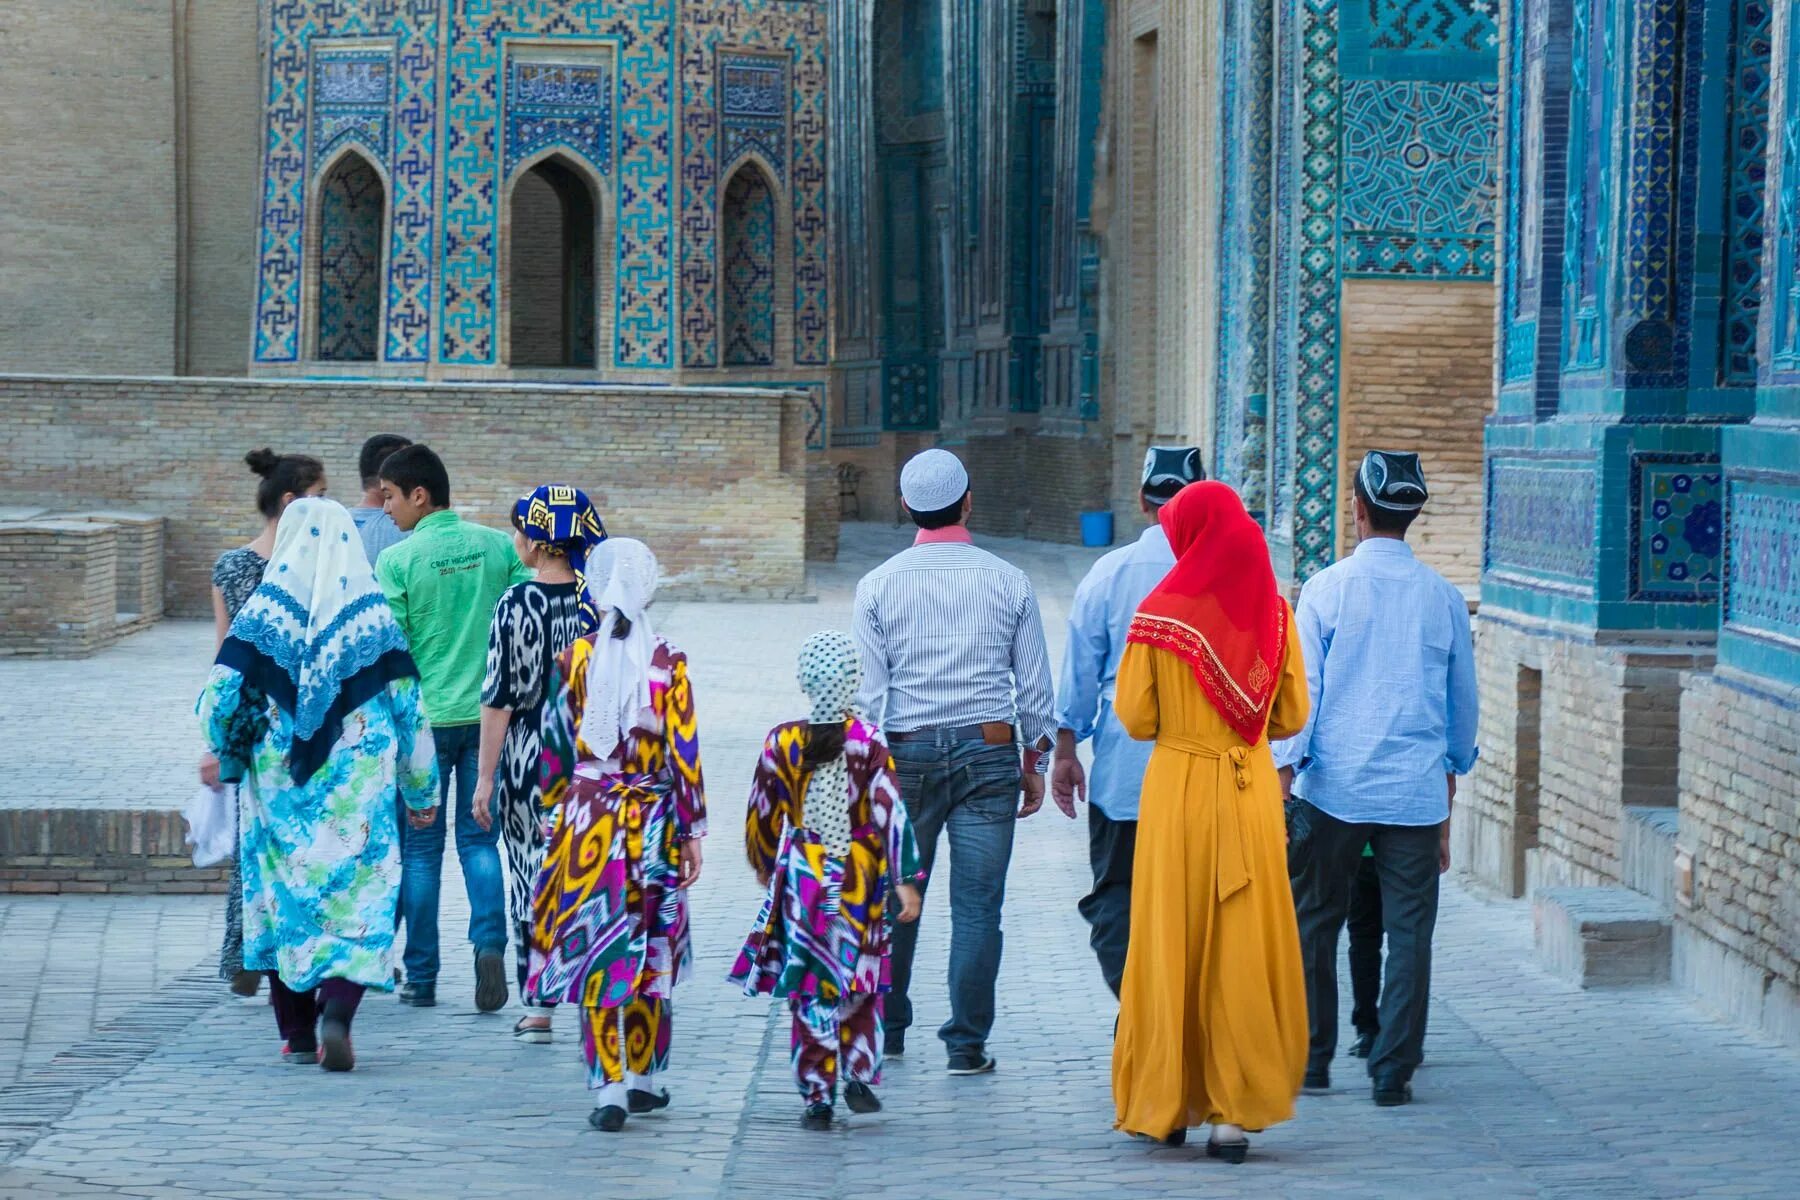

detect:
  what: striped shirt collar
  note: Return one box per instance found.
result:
[913,525,974,546]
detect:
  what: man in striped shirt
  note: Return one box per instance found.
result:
[853,448,1057,1077]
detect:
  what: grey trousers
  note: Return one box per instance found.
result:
[1289,799,1440,1081]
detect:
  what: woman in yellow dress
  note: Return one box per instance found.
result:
[1110,480,1310,1162]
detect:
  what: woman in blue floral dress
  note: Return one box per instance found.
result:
[198,498,438,1071]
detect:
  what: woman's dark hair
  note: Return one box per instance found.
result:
[800,721,847,770]
[909,490,970,531]
[245,448,325,519]
[610,609,633,640]
[378,443,451,508]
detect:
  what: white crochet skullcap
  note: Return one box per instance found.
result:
[900,448,970,513]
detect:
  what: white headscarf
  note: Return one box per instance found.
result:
[578,538,660,762]
[219,497,411,784]
[797,631,861,855]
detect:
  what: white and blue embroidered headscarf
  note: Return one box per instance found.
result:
[216,497,416,785]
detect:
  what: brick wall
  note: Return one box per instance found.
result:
[1459,612,1711,897]
[0,524,119,658]
[0,2,179,375]
[180,0,260,375]
[0,809,229,895]
[0,375,809,613]
[1674,670,1800,1044]
[961,427,1112,544]
[1338,279,1494,588]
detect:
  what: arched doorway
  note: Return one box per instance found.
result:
[507,155,599,368]
[315,151,385,362]
[720,162,778,366]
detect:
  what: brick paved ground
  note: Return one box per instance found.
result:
[2,524,1798,1198]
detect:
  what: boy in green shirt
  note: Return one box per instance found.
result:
[376,444,530,1012]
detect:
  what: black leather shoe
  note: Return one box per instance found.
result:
[1372,1071,1413,1107]
[1348,1031,1375,1059]
[844,1081,882,1114]
[627,1087,670,1115]
[883,1030,905,1059]
[1206,1137,1249,1164]
[801,1102,834,1130]
[589,1105,627,1132]
[1302,1067,1330,1094]
[397,982,436,1007]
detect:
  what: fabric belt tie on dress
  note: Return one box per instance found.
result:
[1154,734,1254,903]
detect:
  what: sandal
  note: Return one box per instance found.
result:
[512,1016,553,1044]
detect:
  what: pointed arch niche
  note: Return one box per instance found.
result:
[309,149,388,363]
[502,151,609,369]
[718,157,789,367]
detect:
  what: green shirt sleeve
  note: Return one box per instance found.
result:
[376,551,411,643]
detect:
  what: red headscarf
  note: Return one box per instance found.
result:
[1126,481,1287,745]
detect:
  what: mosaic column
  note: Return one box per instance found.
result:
[1470,0,1765,897]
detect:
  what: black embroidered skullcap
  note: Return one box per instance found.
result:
[1140,445,1206,504]
[1357,450,1429,512]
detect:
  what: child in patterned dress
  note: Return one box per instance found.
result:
[730,631,924,1130]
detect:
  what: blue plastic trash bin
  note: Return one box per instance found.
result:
[1080,511,1114,547]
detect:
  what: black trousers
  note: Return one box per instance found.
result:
[1347,854,1383,1037]
[1076,804,1136,999]
[1289,799,1439,1081]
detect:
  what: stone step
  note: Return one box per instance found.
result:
[1621,805,1679,909]
[1533,886,1672,987]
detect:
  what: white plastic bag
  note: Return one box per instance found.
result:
[183,784,237,867]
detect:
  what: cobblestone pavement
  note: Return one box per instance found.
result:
[2,524,1799,1197]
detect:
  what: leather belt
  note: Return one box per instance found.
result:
[888,721,1016,746]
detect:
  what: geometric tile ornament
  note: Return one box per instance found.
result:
[1765,0,1800,379]
[1484,460,1597,584]
[258,2,827,373]
[1723,0,1772,385]
[316,153,386,362]
[721,163,778,366]
[312,49,393,171]
[679,1,829,369]
[256,3,439,365]
[1293,0,1343,580]
[1340,80,1499,278]
[1629,454,1723,602]
[1368,0,1500,53]
[1725,483,1800,645]
[503,59,614,180]
[443,3,675,369]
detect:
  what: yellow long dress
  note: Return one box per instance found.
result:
[1111,609,1310,1139]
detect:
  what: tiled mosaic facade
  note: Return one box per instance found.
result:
[252,0,829,378]
[1473,0,1800,1048]
[1212,0,1501,581]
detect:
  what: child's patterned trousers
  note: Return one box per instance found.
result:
[582,996,671,1088]
[789,994,882,1105]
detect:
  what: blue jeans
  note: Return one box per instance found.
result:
[886,736,1019,1056]
[400,723,507,988]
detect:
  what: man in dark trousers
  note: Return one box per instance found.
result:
[1051,446,1204,999]
[1276,450,1478,1106]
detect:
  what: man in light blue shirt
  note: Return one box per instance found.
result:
[1275,450,1477,1108]
[1052,446,1202,998]
[348,433,411,565]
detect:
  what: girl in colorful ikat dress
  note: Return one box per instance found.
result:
[731,631,924,1131]
[528,539,707,1133]
[198,498,439,1072]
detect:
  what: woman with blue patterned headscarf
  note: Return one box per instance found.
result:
[198,498,440,1072]
[474,484,608,1043]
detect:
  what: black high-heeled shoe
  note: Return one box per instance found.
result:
[1205,1137,1249,1164]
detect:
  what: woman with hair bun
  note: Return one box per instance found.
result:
[200,448,326,996]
